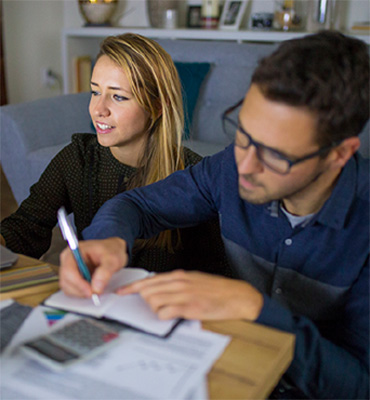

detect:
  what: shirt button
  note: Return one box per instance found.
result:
[275,288,282,295]
[285,238,292,246]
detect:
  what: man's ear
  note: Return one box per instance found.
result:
[329,136,360,169]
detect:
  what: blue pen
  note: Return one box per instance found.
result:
[57,207,101,307]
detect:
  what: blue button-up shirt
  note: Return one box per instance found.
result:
[85,144,369,399]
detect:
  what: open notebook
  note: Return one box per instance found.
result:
[45,268,181,337]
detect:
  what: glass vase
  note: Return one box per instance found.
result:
[273,0,306,31]
[147,0,179,28]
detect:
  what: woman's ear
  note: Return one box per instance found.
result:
[329,136,361,169]
[156,99,163,117]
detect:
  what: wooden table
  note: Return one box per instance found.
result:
[1,254,295,399]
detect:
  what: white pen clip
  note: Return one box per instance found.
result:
[58,208,78,250]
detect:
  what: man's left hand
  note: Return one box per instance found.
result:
[117,270,264,321]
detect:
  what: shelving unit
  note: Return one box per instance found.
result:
[62,27,370,93]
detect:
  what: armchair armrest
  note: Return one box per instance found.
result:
[0,92,94,204]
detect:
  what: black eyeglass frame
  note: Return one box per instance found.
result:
[222,99,340,175]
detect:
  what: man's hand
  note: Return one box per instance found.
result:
[59,237,128,298]
[118,270,264,321]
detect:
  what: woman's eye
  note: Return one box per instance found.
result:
[113,94,128,102]
[90,90,99,96]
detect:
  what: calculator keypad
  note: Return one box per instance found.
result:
[24,318,121,366]
[50,319,119,355]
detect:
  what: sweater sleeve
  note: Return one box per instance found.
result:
[0,136,84,258]
[257,258,369,399]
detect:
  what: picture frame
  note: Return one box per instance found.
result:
[187,5,202,28]
[219,0,248,30]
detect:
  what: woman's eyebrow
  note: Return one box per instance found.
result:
[108,85,127,92]
[90,81,130,94]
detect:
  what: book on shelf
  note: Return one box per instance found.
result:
[0,264,59,300]
[73,55,92,93]
[351,21,370,31]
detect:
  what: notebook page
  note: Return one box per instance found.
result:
[44,268,179,336]
[44,268,149,318]
[45,291,116,318]
[104,293,179,336]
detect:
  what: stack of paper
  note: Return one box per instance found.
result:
[0,264,59,300]
[1,305,230,400]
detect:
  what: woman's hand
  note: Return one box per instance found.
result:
[59,237,128,298]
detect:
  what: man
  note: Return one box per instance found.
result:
[60,31,369,399]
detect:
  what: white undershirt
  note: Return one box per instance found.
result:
[280,203,316,229]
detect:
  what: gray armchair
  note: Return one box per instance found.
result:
[0,92,94,205]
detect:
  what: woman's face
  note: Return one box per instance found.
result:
[89,55,150,165]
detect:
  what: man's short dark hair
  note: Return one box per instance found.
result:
[251,30,370,146]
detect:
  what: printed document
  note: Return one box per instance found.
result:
[1,306,230,400]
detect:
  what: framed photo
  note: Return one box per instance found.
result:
[187,5,202,28]
[219,0,248,30]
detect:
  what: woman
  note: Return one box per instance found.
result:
[0,33,228,274]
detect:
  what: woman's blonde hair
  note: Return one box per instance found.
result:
[97,33,185,251]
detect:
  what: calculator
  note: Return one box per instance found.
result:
[21,318,122,370]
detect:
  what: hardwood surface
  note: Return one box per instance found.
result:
[2,254,295,399]
[0,254,59,303]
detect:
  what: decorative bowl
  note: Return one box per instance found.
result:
[78,0,118,26]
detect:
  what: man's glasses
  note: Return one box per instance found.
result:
[222,99,339,175]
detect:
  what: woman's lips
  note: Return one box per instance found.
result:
[95,121,114,134]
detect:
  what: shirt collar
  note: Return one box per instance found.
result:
[264,156,358,229]
[315,156,357,229]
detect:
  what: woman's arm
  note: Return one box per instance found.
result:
[0,138,85,258]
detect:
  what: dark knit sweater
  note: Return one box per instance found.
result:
[1,134,229,274]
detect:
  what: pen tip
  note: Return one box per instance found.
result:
[92,293,101,307]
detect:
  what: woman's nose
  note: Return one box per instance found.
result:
[93,96,110,117]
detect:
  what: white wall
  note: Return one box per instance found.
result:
[3,0,64,104]
[3,0,369,105]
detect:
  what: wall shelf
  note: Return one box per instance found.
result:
[64,26,370,43]
[62,27,370,93]
[64,26,313,42]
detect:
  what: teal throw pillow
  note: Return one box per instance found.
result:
[175,62,211,139]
